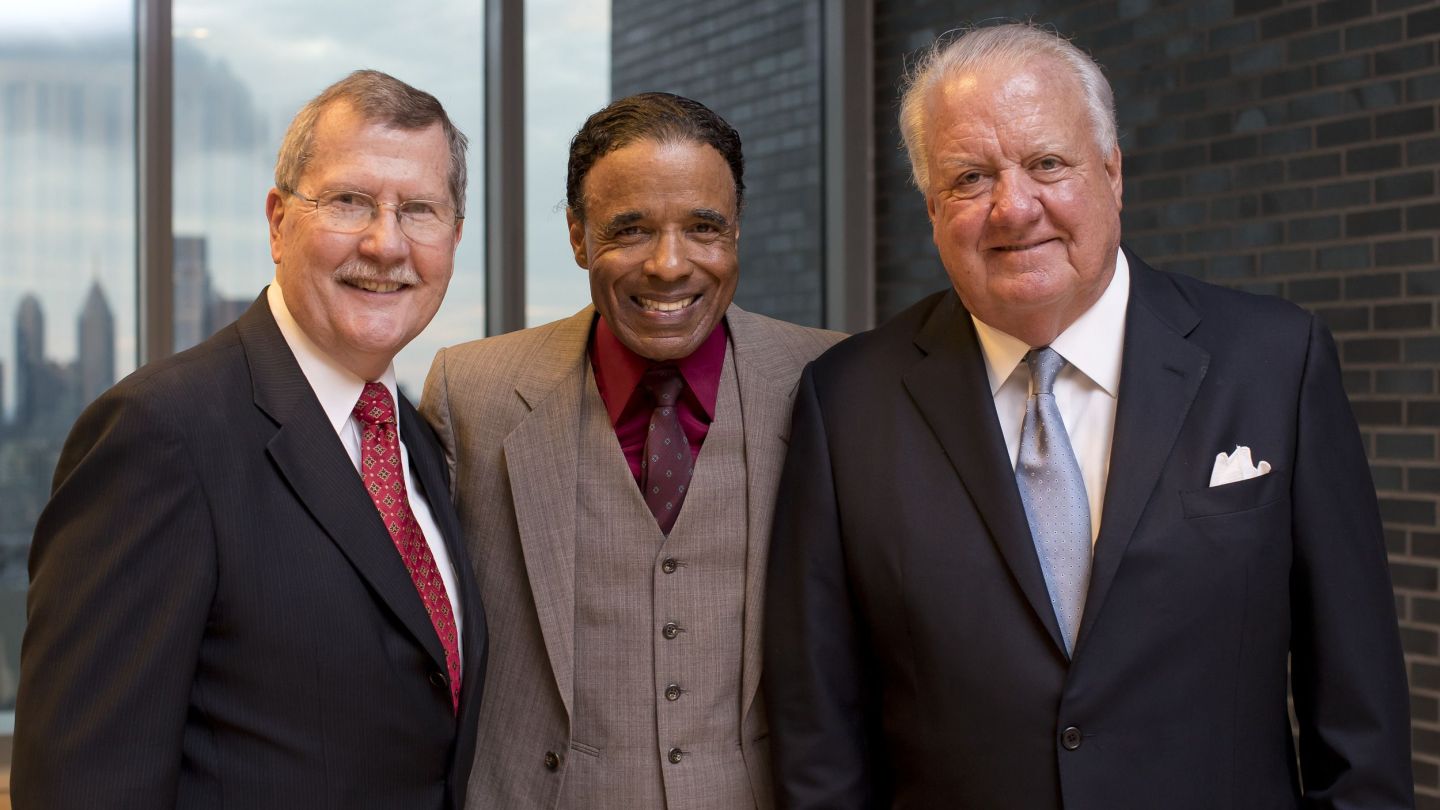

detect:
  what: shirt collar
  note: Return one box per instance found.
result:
[267,281,400,433]
[590,314,729,426]
[970,248,1129,397]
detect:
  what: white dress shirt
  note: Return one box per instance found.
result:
[972,249,1130,545]
[267,282,463,657]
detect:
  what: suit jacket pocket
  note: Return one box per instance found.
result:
[1180,468,1288,519]
[569,740,601,758]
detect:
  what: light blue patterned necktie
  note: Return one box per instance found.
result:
[1015,347,1092,656]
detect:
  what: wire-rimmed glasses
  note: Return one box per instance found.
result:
[284,188,462,246]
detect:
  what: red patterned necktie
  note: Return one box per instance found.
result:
[353,382,461,714]
[640,366,694,534]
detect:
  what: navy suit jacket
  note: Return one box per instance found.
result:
[14,291,487,809]
[765,250,1412,809]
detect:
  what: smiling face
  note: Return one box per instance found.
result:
[923,58,1123,346]
[266,101,462,380]
[568,139,740,361]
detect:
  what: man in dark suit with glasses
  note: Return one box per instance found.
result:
[14,69,486,810]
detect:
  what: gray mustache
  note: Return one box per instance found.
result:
[333,261,420,287]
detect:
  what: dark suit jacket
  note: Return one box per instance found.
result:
[764,250,1412,810]
[13,291,486,809]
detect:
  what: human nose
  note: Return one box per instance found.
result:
[358,204,411,261]
[643,228,691,282]
[989,170,1042,227]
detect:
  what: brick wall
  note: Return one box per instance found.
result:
[875,0,1440,799]
[610,0,826,327]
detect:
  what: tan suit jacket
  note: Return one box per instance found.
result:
[421,304,843,809]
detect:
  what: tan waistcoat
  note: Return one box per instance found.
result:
[562,344,754,810]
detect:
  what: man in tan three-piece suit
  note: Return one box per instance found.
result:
[421,92,843,809]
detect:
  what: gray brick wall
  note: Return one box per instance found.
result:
[875,0,1440,799]
[611,0,825,327]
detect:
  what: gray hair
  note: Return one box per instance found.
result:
[275,69,468,216]
[898,22,1117,191]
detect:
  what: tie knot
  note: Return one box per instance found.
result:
[1026,347,1066,395]
[642,365,686,406]
[353,381,396,426]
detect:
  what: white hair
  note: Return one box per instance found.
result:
[898,22,1118,191]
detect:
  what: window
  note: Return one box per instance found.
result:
[0,1,138,734]
[171,0,486,395]
[524,0,610,326]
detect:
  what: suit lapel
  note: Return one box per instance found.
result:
[1075,253,1209,655]
[400,396,487,712]
[240,292,448,674]
[726,306,806,720]
[902,293,1069,654]
[502,308,595,719]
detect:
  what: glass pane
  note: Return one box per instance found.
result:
[524,0,610,326]
[0,2,138,734]
[171,1,485,397]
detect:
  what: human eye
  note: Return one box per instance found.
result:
[608,224,647,243]
[399,200,442,221]
[944,169,988,198]
[323,191,373,212]
[950,169,988,190]
[1033,155,1065,172]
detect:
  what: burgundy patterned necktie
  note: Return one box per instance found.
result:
[640,366,694,534]
[353,382,461,714]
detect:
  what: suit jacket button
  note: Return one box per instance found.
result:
[667,747,684,764]
[429,671,447,689]
[661,558,678,574]
[664,683,682,701]
[1061,726,1083,751]
[544,751,561,770]
[662,622,682,640]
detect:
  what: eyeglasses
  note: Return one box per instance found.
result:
[285,188,462,246]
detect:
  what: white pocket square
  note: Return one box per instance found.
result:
[1209,445,1272,487]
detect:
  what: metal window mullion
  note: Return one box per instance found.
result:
[136,0,173,363]
[485,0,525,335]
[821,0,875,333]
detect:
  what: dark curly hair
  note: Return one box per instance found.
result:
[565,92,745,221]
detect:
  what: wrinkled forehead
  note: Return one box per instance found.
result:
[308,112,452,192]
[932,54,1081,112]
[926,58,1097,149]
[581,139,738,213]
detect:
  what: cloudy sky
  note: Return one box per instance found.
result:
[1,0,609,402]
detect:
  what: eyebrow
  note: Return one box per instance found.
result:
[692,208,731,229]
[601,211,645,235]
[600,208,733,234]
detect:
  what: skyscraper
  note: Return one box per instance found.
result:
[15,295,44,429]
[77,280,115,405]
[173,235,211,353]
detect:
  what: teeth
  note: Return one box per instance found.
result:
[350,279,404,293]
[637,296,696,312]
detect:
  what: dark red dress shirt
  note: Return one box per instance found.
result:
[589,315,728,483]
